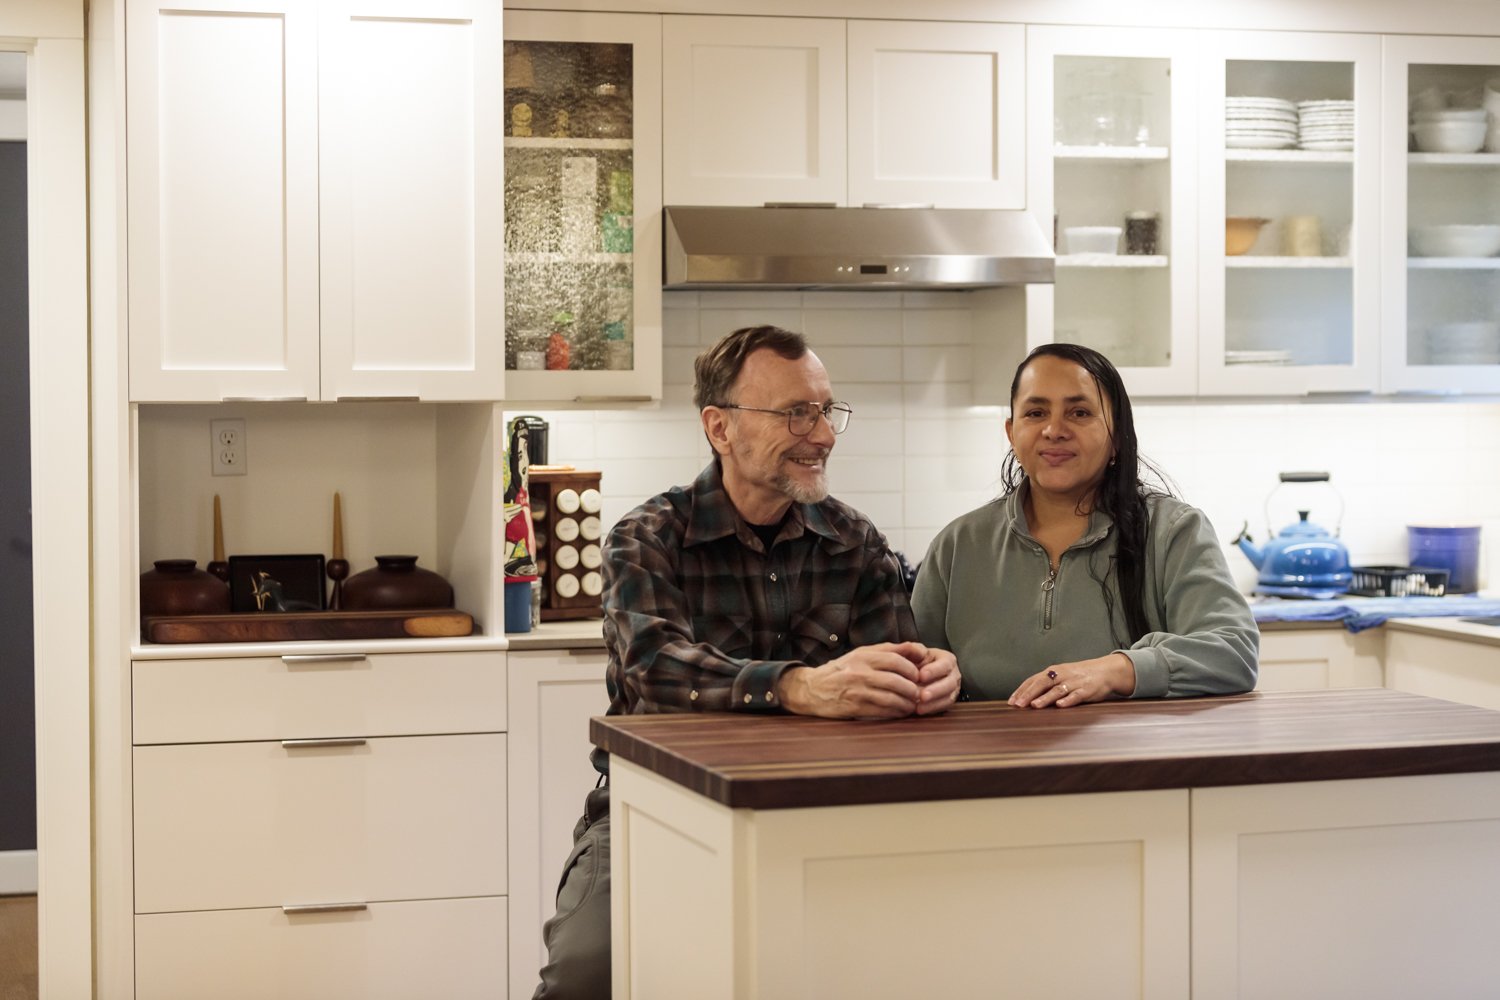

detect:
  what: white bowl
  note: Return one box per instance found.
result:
[1063,226,1121,255]
[1429,321,1500,355]
[1412,108,1488,123]
[1410,224,1500,257]
[1413,119,1487,152]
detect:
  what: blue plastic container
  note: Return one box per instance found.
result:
[504,579,534,633]
[1408,525,1482,594]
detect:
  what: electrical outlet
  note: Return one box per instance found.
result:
[211,418,247,476]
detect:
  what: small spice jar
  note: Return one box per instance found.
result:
[1124,211,1160,256]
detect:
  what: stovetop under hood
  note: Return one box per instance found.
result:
[664,205,1054,290]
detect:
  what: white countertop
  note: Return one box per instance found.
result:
[1386,616,1500,648]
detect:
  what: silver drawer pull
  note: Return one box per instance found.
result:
[281,738,368,749]
[281,654,368,665]
[567,647,605,657]
[335,395,420,402]
[282,902,368,915]
[221,396,309,402]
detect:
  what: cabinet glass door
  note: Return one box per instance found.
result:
[1198,33,1380,395]
[1026,27,1197,397]
[504,12,662,403]
[1381,36,1500,394]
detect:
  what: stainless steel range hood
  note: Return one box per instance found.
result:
[664,205,1054,290]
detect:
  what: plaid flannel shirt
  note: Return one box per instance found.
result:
[593,462,916,772]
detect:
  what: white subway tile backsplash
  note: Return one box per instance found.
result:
[827,456,899,494]
[901,308,972,345]
[837,492,904,531]
[802,308,903,346]
[596,419,703,459]
[903,345,974,383]
[506,300,1500,575]
[815,346,904,383]
[663,308,701,346]
[802,291,903,310]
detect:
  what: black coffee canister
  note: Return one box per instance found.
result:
[513,414,549,465]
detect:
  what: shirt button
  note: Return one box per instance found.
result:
[765,691,775,702]
[690,690,699,701]
[769,572,778,582]
[828,633,838,642]
[743,693,752,704]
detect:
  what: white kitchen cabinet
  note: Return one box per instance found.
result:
[663,15,846,207]
[503,10,664,404]
[846,20,1024,210]
[135,897,507,1000]
[130,648,509,992]
[663,16,1024,210]
[1385,623,1500,710]
[1255,626,1385,691]
[127,0,505,403]
[126,0,320,401]
[506,646,610,998]
[1380,35,1500,394]
[1196,30,1383,396]
[1025,25,1201,397]
[1192,772,1500,998]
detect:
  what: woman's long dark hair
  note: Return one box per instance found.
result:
[999,343,1172,644]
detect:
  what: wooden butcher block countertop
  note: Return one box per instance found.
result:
[591,689,1500,810]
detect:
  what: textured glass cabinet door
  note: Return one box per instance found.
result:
[503,12,662,403]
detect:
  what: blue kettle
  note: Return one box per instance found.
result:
[1233,472,1353,599]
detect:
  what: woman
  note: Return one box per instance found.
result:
[912,344,1257,707]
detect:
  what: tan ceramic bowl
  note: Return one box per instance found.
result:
[1226,217,1269,256]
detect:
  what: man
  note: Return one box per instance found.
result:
[533,325,961,999]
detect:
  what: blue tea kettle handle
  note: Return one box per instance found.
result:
[1266,471,1344,536]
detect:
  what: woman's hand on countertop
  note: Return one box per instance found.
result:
[1008,651,1135,709]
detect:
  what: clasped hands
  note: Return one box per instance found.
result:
[1007,651,1136,709]
[776,642,960,720]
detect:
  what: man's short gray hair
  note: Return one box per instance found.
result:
[693,325,809,411]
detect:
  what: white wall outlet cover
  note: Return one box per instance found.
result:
[211,418,247,476]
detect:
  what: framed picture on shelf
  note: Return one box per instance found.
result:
[228,554,327,613]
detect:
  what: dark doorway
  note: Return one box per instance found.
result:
[0,137,35,863]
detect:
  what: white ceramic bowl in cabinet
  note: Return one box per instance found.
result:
[1410,224,1500,258]
[1412,119,1487,153]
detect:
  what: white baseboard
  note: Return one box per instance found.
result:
[0,850,38,894]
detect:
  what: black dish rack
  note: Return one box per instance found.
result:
[1347,565,1449,597]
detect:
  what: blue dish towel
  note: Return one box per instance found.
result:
[1251,595,1500,633]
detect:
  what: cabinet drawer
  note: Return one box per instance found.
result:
[135,895,506,1000]
[134,734,505,913]
[133,649,506,744]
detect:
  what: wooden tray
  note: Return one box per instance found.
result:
[143,609,475,644]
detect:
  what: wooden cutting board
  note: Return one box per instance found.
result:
[143,609,475,644]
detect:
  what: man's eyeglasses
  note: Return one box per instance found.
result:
[718,400,853,436]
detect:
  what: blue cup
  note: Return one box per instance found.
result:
[504,580,534,633]
[1408,525,1482,594]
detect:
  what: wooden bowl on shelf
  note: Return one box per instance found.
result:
[1225,217,1269,256]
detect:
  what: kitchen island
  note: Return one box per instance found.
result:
[594,689,1500,999]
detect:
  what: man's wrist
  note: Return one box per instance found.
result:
[776,665,811,714]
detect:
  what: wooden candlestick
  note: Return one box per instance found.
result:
[207,494,230,582]
[326,491,349,610]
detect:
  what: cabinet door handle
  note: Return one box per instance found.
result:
[567,647,605,657]
[281,654,368,665]
[572,395,655,403]
[281,902,369,915]
[281,738,368,749]
[220,396,309,402]
[334,395,420,402]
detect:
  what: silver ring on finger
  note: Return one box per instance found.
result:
[1059,682,1069,695]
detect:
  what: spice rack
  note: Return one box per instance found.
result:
[528,469,605,620]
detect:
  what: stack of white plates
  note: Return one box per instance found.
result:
[1226,96,1297,149]
[1298,99,1354,151]
[1225,349,1294,366]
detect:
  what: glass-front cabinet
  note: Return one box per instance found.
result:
[1026,27,1200,396]
[503,11,662,403]
[1381,35,1500,394]
[1197,32,1381,395]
